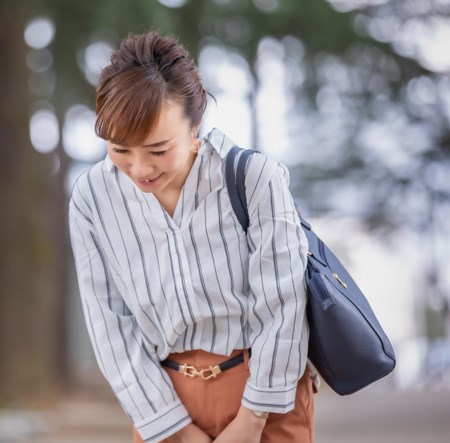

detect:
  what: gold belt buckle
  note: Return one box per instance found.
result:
[179,364,222,380]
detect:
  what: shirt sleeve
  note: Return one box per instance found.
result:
[242,160,309,414]
[69,188,191,443]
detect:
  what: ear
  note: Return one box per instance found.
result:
[191,119,202,139]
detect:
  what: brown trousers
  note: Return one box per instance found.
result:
[133,349,314,443]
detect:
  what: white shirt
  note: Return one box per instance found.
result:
[69,128,309,443]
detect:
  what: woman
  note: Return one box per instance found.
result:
[69,31,314,443]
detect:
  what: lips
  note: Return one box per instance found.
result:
[136,173,163,187]
[138,174,162,183]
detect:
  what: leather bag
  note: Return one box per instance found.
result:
[226,146,396,395]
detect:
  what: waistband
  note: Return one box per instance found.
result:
[161,349,250,380]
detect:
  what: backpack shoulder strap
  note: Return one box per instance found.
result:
[225,146,258,233]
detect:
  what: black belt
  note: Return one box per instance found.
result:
[161,352,246,380]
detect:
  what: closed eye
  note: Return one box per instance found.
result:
[111,147,168,156]
[112,148,128,154]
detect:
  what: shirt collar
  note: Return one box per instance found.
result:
[103,152,116,172]
[203,127,237,158]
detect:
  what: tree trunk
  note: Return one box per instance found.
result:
[0,3,65,404]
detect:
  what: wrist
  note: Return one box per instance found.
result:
[239,406,269,428]
[249,409,270,420]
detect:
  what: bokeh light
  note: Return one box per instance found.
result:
[63,105,105,162]
[79,41,114,86]
[29,108,60,153]
[157,0,188,8]
[25,49,53,73]
[253,0,280,13]
[28,71,56,98]
[199,45,253,146]
[24,17,55,49]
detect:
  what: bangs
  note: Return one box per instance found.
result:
[95,68,165,147]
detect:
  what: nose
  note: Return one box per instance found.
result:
[129,158,156,179]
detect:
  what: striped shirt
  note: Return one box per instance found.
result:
[69,127,309,443]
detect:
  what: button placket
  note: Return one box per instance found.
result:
[169,231,202,323]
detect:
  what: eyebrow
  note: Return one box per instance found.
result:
[142,138,173,148]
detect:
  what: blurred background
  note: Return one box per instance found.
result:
[1,0,450,441]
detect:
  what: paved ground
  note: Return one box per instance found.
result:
[314,388,450,443]
[3,387,450,443]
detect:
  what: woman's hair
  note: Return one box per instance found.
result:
[95,31,207,146]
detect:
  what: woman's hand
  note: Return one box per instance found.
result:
[213,406,267,443]
[166,423,213,443]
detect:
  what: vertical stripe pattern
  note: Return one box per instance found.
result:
[69,128,309,442]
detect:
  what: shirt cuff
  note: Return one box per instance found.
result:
[242,380,298,414]
[135,400,192,443]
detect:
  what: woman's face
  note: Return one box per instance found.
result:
[107,101,199,195]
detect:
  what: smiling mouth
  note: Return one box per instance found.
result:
[138,174,163,184]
